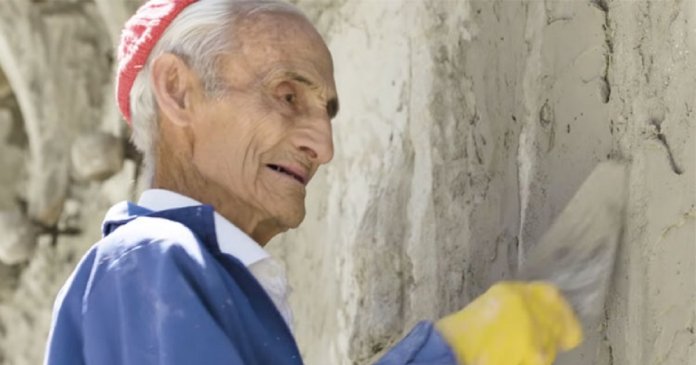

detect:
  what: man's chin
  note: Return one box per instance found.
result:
[273,199,307,229]
[281,206,306,229]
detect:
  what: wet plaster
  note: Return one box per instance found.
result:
[277,1,696,364]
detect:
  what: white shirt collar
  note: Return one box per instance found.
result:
[137,189,270,267]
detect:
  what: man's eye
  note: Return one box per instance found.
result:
[276,82,298,107]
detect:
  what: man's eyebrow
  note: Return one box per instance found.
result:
[285,71,315,87]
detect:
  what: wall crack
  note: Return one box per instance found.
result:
[592,0,613,104]
[650,119,684,175]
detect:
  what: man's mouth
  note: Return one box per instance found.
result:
[266,164,307,185]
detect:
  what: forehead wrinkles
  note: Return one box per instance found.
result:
[223,12,335,93]
[234,13,331,68]
[236,11,312,43]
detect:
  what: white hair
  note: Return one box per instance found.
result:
[128,0,305,185]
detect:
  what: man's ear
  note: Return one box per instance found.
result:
[150,53,200,127]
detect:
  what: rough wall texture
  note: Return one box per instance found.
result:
[276,1,696,364]
[0,1,139,364]
[0,1,693,365]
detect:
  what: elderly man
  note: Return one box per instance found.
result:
[45,1,581,364]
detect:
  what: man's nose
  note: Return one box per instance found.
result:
[293,115,334,165]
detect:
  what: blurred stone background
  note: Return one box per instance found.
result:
[0,0,693,364]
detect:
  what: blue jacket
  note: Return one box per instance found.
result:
[45,202,457,365]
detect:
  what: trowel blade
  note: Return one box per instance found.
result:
[517,161,629,326]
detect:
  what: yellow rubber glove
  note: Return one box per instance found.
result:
[436,282,582,365]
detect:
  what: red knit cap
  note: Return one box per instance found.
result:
[116,0,199,124]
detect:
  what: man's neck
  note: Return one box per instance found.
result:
[152,138,283,246]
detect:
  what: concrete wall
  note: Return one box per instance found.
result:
[0,1,693,364]
[277,1,696,364]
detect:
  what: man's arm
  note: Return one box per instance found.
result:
[374,321,458,365]
[374,282,582,365]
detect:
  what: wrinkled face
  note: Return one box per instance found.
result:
[190,12,338,231]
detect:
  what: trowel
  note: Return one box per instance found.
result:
[517,161,629,335]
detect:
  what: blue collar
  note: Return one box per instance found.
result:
[102,201,222,255]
